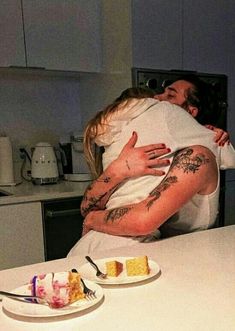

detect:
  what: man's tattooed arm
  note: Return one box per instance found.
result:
[80,174,124,217]
[101,147,211,227]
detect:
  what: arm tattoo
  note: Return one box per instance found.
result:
[81,176,116,215]
[105,207,132,223]
[171,148,209,173]
[146,147,209,209]
[147,176,178,209]
[126,159,131,170]
[86,176,111,192]
[81,191,109,215]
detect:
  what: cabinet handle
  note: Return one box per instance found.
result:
[45,209,81,218]
[9,65,45,70]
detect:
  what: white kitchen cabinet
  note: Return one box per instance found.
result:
[22,0,101,72]
[0,202,44,270]
[0,0,101,72]
[0,0,26,67]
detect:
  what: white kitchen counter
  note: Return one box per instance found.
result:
[0,179,91,205]
[0,225,234,331]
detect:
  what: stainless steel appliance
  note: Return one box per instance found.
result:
[59,134,91,181]
[132,67,228,227]
[31,142,59,185]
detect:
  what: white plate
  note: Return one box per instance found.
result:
[2,280,103,318]
[79,257,160,285]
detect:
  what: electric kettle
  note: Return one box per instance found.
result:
[31,142,59,185]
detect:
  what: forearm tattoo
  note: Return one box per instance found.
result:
[81,176,118,215]
[81,192,109,215]
[105,207,132,223]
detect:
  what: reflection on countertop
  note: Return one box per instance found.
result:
[0,179,91,205]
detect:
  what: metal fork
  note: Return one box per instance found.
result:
[71,269,96,300]
[0,290,45,303]
[85,256,107,279]
[80,279,96,300]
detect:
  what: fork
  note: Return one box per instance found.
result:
[71,269,96,300]
[85,256,107,279]
[80,279,96,300]
[0,290,45,303]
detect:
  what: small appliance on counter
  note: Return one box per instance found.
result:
[0,135,16,186]
[59,133,92,182]
[31,142,59,185]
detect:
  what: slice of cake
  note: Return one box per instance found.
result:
[105,260,123,277]
[126,256,150,276]
[29,271,85,308]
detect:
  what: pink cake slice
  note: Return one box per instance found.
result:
[30,271,85,308]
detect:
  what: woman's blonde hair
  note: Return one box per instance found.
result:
[84,87,155,178]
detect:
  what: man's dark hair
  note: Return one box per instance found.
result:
[177,74,221,126]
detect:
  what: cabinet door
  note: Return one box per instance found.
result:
[0,202,44,270]
[183,0,229,73]
[22,0,101,72]
[132,0,182,70]
[0,0,26,66]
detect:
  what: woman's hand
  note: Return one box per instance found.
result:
[80,132,170,218]
[109,131,171,179]
[205,125,230,146]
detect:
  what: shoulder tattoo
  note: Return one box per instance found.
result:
[171,148,209,173]
[146,147,209,209]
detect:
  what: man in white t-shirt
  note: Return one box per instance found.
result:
[68,77,235,255]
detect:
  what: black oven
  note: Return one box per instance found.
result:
[41,197,84,261]
[132,67,228,227]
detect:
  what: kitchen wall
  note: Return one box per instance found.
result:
[0,71,83,179]
[0,73,82,147]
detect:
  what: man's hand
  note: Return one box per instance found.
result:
[205,125,230,146]
[109,131,170,179]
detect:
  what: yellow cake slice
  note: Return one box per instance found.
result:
[105,260,123,277]
[126,256,150,276]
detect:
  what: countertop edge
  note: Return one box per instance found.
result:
[0,180,91,206]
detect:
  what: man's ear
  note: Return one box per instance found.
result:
[187,105,199,118]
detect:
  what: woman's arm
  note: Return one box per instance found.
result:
[82,145,217,236]
[205,125,230,146]
[80,131,170,216]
